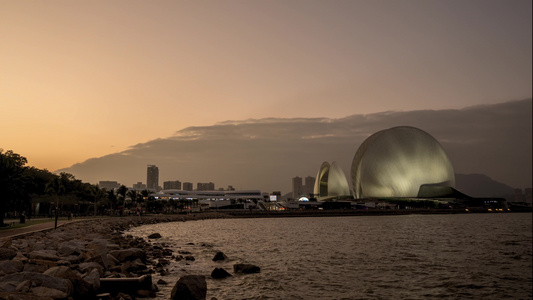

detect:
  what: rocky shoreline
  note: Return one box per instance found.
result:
[0,209,527,299]
[0,212,229,300]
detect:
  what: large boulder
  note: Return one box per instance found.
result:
[170,275,207,300]
[108,248,146,263]
[0,248,16,261]
[233,264,260,274]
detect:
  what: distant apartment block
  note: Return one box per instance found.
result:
[292,176,303,198]
[147,165,159,190]
[99,181,120,191]
[197,182,215,191]
[164,180,182,190]
[183,182,193,191]
[292,176,316,198]
[304,176,315,195]
[133,182,147,189]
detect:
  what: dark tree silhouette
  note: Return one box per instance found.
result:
[0,149,29,226]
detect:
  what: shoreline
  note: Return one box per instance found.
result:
[1,209,530,299]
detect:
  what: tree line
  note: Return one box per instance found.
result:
[0,149,173,227]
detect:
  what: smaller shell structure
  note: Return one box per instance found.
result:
[351,126,455,198]
[313,161,351,200]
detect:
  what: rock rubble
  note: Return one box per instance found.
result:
[0,213,225,299]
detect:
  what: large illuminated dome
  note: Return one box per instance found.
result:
[351,126,455,198]
[314,161,351,200]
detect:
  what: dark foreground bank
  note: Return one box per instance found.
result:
[0,212,228,300]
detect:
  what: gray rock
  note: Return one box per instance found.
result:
[29,250,60,261]
[0,281,18,292]
[128,258,147,272]
[15,280,33,293]
[108,248,146,263]
[0,272,73,295]
[58,243,81,256]
[0,260,24,274]
[212,251,228,261]
[211,268,232,279]
[23,259,58,273]
[0,238,12,248]
[83,268,101,292]
[0,248,16,260]
[12,252,29,263]
[106,253,119,266]
[233,263,260,274]
[23,262,49,273]
[78,262,104,277]
[171,275,207,300]
[32,286,68,299]
[148,233,162,239]
[44,266,91,296]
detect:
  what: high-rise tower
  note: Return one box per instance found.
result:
[292,176,303,199]
[147,165,159,190]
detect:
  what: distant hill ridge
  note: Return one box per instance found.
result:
[455,173,515,199]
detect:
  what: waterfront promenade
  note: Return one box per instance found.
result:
[0,218,88,240]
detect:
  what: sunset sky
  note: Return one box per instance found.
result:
[1,1,531,191]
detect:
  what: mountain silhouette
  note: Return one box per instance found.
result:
[455,173,515,199]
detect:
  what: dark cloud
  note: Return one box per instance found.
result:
[58,99,532,193]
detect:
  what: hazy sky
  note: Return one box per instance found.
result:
[1,1,531,189]
[58,99,532,194]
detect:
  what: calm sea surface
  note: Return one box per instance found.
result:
[127,213,532,299]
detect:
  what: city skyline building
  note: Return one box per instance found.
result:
[292,176,302,199]
[163,180,181,190]
[304,176,315,195]
[183,182,193,191]
[292,175,316,199]
[147,165,159,190]
[197,182,215,191]
[132,182,147,189]
[98,181,120,191]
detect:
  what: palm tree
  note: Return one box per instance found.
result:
[127,190,138,209]
[88,184,106,216]
[117,185,128,215]
[107,189,118,212]
[45,176,65,229]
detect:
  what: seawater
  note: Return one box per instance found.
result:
[126,213,532,299]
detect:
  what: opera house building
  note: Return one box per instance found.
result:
[313,126,459,201]
[350,126,455,199]
[313,161,351,200]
